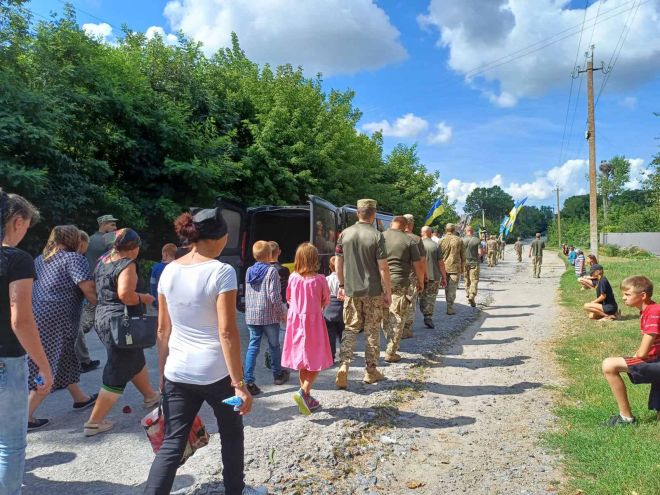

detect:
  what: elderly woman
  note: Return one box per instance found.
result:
[0,191,52,493]
[27,225,99,430]
[84,228,159,436]
[144,208,264,495]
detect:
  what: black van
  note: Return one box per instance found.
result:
[216,195,393,310]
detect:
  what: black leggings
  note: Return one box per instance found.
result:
[144,376,245,495]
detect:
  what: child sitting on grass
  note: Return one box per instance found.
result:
[602,276,660,426]
[583,264,618,320]
[281,243,332,415]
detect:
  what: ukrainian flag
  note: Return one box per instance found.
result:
[423,198,445,227]
[504,197,527,235]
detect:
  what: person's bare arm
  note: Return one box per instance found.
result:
[10,279,52,394]
[78,280,97,305]
[592,294,606,304]
[413,259,425,291]
[117,263,155,306]
[635,333,655,359]
[438,260,447,287]
[217,290,252,415]
[156,293,172,390]
[378,259,392,306]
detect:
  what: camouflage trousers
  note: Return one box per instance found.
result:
[488,253,497,267]
[464,263,480,299]
[402,274,419,338]
[382,286,411,355]
[339,295,383,367]
[532,256,543,278]
[419,280,440,317]
[444,273,459,309]
[515,250,522,262]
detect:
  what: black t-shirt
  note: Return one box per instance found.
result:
[0,247,36,357]
[596,276,617,310]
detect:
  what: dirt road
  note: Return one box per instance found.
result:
[23,250,565,494]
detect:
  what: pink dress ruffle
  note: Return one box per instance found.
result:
[281,273,333,371]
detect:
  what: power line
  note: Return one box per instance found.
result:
[54,0,117,30]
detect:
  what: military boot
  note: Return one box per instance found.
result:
[468,297,476,308]
[363,366,385,384]
[423,317,434,329]
[335,363,349,389]
[384,353,401,363]
[446,305,456,315]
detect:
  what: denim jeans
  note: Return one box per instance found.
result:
[244,323,282,384]
[0,355,28,495]
[144,376,244,495]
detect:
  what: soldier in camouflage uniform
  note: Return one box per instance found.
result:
[439,223,465,315]
[462,226,482,308]
[401,214,426,339]
[514,237,523,262]
[381,217,424,362]
[335,199,392,389]
[487,235,498,268]
[499,238,506,260]
[419,226,447,328]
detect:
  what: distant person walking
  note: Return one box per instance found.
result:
[334,199,391,389]
[439,223,464,315]
[0,192,52,495]
[487,235,498,268]
[324,256,344,362]
[149,243,177,309]
[528,233,545,278]
[420,226,447,327]
[514,237,523,262]
[86,215,118,271]
[401,214,426,339]
[27,226,99,430]
[75,230,100,373]
[382,217,423,363]
[499,238,506,260]
[462,226,482,308]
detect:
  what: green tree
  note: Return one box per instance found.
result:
[598,155,630,224]
[560,194,590,220]
[464,186,514,223]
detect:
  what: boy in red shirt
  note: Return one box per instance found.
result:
[602,276,660,426]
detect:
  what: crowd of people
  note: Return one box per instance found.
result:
[2,189,657,495]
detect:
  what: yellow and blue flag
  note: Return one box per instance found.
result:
[504,197,527,236]
[423,198,445,227]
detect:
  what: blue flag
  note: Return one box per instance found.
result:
[423,198,445,227]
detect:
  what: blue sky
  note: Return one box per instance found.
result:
[31,0,660,211]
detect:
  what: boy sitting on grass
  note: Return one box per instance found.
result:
[602,276,660,426]
[583,264,618,320]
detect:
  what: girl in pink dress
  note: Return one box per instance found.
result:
[281,243,332,415]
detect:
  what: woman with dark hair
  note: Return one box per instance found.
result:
[26,225,99,429]
[0,191,52,493]
[84,228,159,436]
[144,208,265,495]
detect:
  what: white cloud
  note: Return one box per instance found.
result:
[83,22,113,42]
[419,0,660,105]
[441,174,504,207]
[145,26,179,45]
[619,96,638,109]
[428,121,453,144]
[362,113,429,138]
[624,157,650,189]
[163,0,407,76]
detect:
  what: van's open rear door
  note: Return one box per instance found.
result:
[309,195,339,275]
[215,197,248,310]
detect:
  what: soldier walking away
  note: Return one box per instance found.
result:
[462,226,482,308]
[487,235,498,268]
[514,237,523,262]
[499,238,506,260]
[381,217,424,363]
[529,233,546,278]
[401,214,426,339]
[439,223,464,315]
[335,199,392,389]
[419,226,447,328]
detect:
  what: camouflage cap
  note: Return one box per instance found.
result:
[97,214,118,225]
[357,198,377,209]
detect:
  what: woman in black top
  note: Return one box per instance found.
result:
[0,191,52,493]
[583,264,619,320]
[84,228,158,437]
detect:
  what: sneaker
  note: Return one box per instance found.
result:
[273,370,290,385]
[335,363,349,390]
[293,389,311,416]
[603,414,637,427]
[73,393,98,411]
[84,419,114,437]
[384,353,401,363]
[307,395,321,411]
[246,382,262,396]
[143,391,161,409]
[423,317,434,329]
[27,418,50,431]
[80,360,101,373]
[243,485,268,495]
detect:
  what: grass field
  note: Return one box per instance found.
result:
[547,255,660,495]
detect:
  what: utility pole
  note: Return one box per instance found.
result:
[575,46,607,255]
[555,186,561,249]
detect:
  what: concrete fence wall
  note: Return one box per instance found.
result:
[600,232,660,256]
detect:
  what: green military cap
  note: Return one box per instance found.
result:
[97,214,118,225]
[357,198,377,209]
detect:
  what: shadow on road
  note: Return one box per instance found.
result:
[422,381,542,397]
[439,355,531,369]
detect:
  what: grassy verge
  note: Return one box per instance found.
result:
[547,255,660,495]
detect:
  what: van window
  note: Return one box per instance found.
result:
[222,209,242,249]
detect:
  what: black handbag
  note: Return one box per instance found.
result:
[109,305,157,349]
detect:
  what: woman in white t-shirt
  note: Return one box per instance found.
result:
[144,208,265,495]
